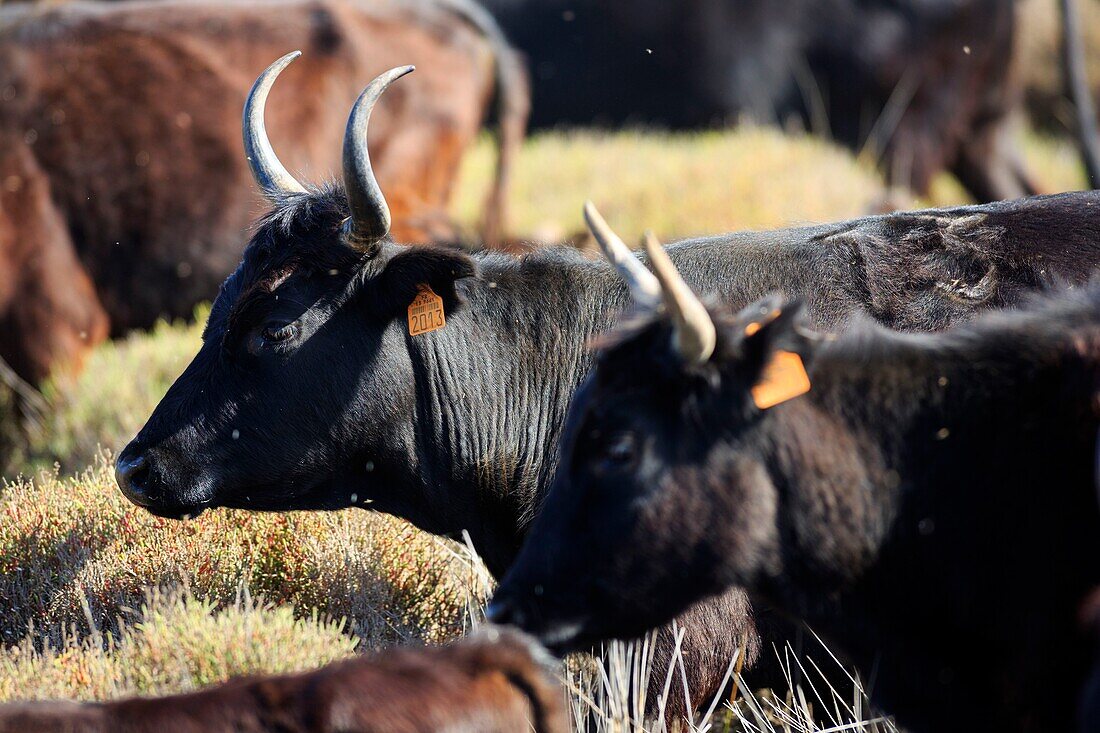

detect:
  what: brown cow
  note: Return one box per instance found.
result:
[0,628,566,733]
[0,0,527,385]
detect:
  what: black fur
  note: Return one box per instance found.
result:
[493,285,1100,732]
[120,188,1100,723]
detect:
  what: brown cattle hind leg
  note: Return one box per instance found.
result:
[0,140,109,387]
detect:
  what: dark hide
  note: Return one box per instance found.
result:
[0,0,525,383]
[120,189,1100,724]
[1080,588,1100,733]
[0,628,567,733]
[482,0,1036,201]
[492,285,1100,732]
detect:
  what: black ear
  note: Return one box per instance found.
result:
[732,295,805,364]
[376,246,478,314]
[730,295,820,409]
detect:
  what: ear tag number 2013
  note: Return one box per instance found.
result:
[407,284,446,336]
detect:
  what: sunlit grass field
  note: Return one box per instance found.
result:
[0,124,1089,731]
[453,127,1088,244]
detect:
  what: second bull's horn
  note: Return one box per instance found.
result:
[583,202,661,310]
[642,231,716,364]
[243,51,307,197]
[342,65,415,250]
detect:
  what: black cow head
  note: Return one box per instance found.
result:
[488,216,817,654]
[114,53,476,519]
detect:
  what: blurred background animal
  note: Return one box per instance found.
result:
[0,0,526,386]
[483,0,1098,200]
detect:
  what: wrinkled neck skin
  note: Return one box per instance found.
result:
[399,258,626,575]
[346,235,842,577]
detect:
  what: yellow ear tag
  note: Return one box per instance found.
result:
[751,350,811,409]
[407,284,446,336]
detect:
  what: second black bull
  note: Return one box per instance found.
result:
[116,55,1100,721]
[483,0,1099,201]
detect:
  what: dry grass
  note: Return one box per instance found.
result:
[4,310,205,475]
[0,586,357,701]
[0,459,481,653]
[454,127,1088,246]
[557,630,899,733]
[453,127,894,244]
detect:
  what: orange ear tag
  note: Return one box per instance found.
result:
[751,350,811,409]
[407,284,446,336]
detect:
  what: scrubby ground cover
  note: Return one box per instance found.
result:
[0,125,1087,731]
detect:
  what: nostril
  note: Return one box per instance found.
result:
[115,453,152,505]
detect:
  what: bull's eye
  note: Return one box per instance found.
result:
[600,431,637,470]
[261,322,300,344]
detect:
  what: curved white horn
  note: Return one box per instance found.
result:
[643,231,716,364]
[342,65,415,248]
[583,202,660,310]
[243,51,307,197]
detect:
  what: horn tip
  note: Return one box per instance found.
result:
[273,50,302,69]
[378,65,416,86]
[642,230,663,258]
[582,200,603,229]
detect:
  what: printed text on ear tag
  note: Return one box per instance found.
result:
[408,284,446,336]
[751,350,811,409]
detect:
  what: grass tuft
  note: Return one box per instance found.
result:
[0,458,481,652]
[0,585,357,702]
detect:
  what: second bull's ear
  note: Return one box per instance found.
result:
[731,295,819,410]
[374,246,478,316]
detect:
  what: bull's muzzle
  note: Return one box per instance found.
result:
[114,450,153,507]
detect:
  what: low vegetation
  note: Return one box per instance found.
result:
[454,127,1087,246]
[455,128,893,243]
[0,125,1087,730]
[0,459,478,652]
[0,586,357,702]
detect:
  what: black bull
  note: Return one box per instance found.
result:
[118,179,1100,718]
[487,262,1100,731]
